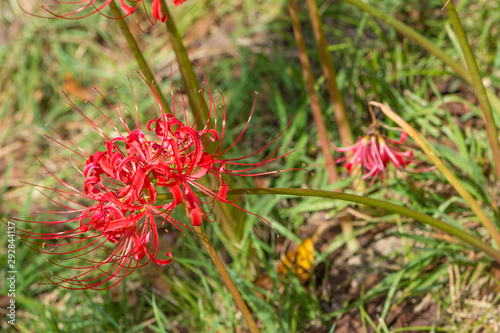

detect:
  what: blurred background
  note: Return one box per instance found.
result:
[1,0,500,331]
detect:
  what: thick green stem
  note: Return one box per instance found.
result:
[159,1,244,242]
[109,0,171,112]
[160,0,207,128]
[341,0,500,116]
[441,0,500,185]
[157,188,500,263]
[370,101,500,248]
[288,0,338,183]
[193,226,260,333]
[251,189,499,261]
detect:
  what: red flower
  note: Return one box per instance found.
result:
[17,103,184,289]
[173,0,187,6]
[151,0,167,24]
[24,0,187,24]
[14,66,303,289]
[333,129,419,186]
[142,66,304,227]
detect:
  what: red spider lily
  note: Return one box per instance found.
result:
[14,66,303,289]
[23,0,187,25]
[333,130,420,186]
[16,105,186,289]
[143,64,307,227]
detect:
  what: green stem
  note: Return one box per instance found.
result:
[242,191,493,261]
[441,0,500,185]
[157,188,500,263]
[160,0,207,128]
[291,0,360,250]
[370,101,500,248]
[341,0,500,116]
[159,1,245,242]
[306,0,353,147]
[288,0,338,183]
[109,0,171,112]
[306,0,365,200]
[193,226,260,333]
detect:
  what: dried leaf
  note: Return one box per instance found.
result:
[279,238,314,284]
[63,73,93,101]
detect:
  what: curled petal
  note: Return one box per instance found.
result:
[151,0,168,23]
[173,0,187,7]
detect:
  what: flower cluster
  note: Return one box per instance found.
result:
[333,129,416,186]
[17,71,298,289]
[28,0,187,24]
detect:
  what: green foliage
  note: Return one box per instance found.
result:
[1,0,499,331]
